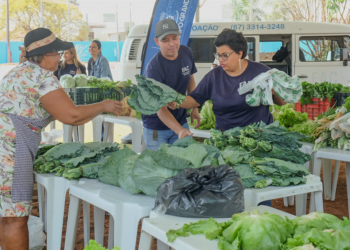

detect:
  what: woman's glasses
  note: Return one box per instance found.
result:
[213,52,234,61]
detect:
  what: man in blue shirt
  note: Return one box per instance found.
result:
[143,19,200,150]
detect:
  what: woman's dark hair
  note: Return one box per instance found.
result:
[91,40,102,49]
[214,28,247,59]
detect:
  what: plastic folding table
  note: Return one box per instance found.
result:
[138,206,296,250]
[64,178,155,250]
[102,115,145,153]
[34,173,77,250]
[312,147,350,217]
[190,129,211,138]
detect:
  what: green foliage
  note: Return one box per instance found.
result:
[276,108,308,128]
[62,163,104,180]
[98,147,135,187]
[0,0,88,41]
[300,81,346,105]
[131,150,182,197]
[189,101,216,130]
[84,240,120,250]
[127,75,186,115]
[250,157,310,178]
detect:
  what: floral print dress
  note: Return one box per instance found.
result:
[0,61,61,217]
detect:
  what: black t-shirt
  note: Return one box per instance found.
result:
[62,63,78,77]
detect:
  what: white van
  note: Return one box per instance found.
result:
[119,21,350,85]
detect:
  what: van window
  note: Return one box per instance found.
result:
[246,37,256,61]
[188,38,216,63]
[259,41,283,61]
[187,37,256,63]
[299,36,350,62]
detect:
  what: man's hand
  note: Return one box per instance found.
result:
[191,108,201,129]
[177,128,193,139]
[167,101,177,110]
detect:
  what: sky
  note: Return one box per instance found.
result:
[77,0,234,30]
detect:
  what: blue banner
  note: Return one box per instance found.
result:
[141,0,199,75]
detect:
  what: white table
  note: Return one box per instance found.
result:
[138,206,295,250]
[312,147,350,217]
[102,115,145,153]
[34,173,77,250]
[64,178,155,250]
[190,129,211,139]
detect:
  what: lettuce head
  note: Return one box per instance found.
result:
[60,74,75,88]
[74,74,88,87]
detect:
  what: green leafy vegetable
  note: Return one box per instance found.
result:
[74,74,88,87]
[84,240,120,250]
[233,164,265,188]
[117,154,141,194]
[250,158,310,179]
[131,150,182,197]
[63,163,104,180]
[98,147,137,186]
[60,74,76,88]
[127,74,186,115]
[166,144,208,168]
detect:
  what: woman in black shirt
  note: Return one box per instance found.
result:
[54,46,86,80]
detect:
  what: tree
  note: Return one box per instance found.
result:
[229,0,267,22]
[266,0,350,24]
[0,0,88,41]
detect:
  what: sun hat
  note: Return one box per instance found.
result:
[155,19,180,41]
[20,28,74,58]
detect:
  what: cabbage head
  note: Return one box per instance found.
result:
[74,74,88,87]
[60,74,76,88]
[220,209,293,250]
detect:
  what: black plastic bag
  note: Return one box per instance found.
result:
[154,165,245,218]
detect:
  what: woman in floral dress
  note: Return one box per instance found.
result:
[0,28,122,250]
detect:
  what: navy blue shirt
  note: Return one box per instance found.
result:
[143,45,197,130]
[188,60,273,131]
[62,63,78,77]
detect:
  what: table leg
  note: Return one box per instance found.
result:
[92,116,104,142]
[295,194,307,216]
[64,195,82,250]
[50,120,55,130]
[288,196,294,206]
[309,193,315,213]
[46,185,68,250]
[37,183,46,232]
[83,201,90,246]
[283,197,289,207]
[78,125,85,143]
[94,206,105,246]
[157,240,170,250]
[63,124,73,143]
[103,122,109,142]
[138,231,154,250]
[346,162,350,219]
[314,191,324,212]
[72,126,79,142]
[107,123,114,143]
[312,157,322,176]
[108,216,114,250]
[132,122,143,153]
[323,159,332,200]
[331,160,341,201]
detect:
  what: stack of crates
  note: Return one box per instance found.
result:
[295,98,335,120]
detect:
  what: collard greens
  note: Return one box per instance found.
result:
[127,75,186,115]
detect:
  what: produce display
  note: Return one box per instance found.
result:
[270,104,308,128]
[95,121,310,195]
[300,81,348,105]
[34,142,119,180]
[74,74,88,87]
[127,74,186,115]
[166,210,350,250]
[284,96,350,151]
